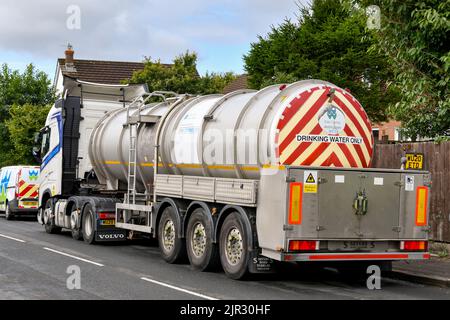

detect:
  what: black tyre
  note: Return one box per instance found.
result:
[82,204,96,244]
[70,210,83,240]
[43,198,61,234]
[186,208,219,271]
[5,202,14,221]
[219,212,250,280]
[157,206,186,264]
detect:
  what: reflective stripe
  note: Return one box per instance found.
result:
[288,183,302,225]
[104,162,285,172]
[276,86,373,168]
[309,253,409,260]
[415,186,428,226]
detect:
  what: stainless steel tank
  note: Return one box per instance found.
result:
[89,80,374,191]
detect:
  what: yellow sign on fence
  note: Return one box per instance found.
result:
[405,153,424,170]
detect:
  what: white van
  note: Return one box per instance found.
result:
[0,166,40,220]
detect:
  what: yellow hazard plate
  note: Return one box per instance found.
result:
[21,201,37,206]
[100,220,115,226]
[303,170,318,193]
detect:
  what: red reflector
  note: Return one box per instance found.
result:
[289,240,318,251]
[402,241,427,251]
[98,213,115,219]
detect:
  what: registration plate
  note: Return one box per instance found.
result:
[100,220,115,226]
[21,201,37,206]
[343,241,375,249]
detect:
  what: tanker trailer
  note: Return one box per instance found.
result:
[36,77,431,280]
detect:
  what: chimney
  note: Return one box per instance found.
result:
[64,43,76,72]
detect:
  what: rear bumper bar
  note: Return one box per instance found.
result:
[9,199,38,213]
[265,251,431,262]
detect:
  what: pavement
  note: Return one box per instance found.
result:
[391,258,450,288]
[0,216,450,300]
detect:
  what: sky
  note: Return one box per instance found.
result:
[0,0,306,81]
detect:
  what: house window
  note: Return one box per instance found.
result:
[372,128,379,141]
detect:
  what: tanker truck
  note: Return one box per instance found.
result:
[34,76,431,279]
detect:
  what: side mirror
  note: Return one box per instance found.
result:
[32,131,42,163]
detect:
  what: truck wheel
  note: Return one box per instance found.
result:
[43,199,61,234]
[219,212,249,280]
[82,204,96,244]
[5,203,14,221]
[70,210,83,241]
[158,206,186,264]
[186,208,219,271]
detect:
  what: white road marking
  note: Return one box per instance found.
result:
[43,247,104,267]
[141,277,218,300]
[0,233,26,243]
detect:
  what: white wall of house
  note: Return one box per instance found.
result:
[53,64,64,97]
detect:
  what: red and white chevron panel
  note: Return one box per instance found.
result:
[276,85,374,168]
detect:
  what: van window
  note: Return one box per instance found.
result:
[20,168,40,184]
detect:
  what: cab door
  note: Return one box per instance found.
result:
[39,110,63,207]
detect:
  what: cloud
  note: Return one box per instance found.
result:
[0,0,304,72]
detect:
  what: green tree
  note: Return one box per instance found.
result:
[128,51,237,95]
[5,104,51,165]
[361,0,449,139]
[0,63,56,166]
[244,0,398,123]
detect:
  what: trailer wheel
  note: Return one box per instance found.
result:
[43,198,61,234]
[82,204,96,244]
[158,206,186,264]
[5,202,14,221]
[186,208,219,271]
[219,212,249,280]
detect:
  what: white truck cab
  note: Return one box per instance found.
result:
[0,166,40,220]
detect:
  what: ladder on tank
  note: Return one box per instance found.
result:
[125,91,179,205]
[115,91,180,234]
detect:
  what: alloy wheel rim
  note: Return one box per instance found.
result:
[191,222,207,258]
[225,227,243,266]
[163,220,175,252]
[85,212,92,237]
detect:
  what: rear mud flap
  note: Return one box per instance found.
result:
[248,251,276,274]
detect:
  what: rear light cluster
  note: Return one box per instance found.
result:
[401,241,428,251]
[98,213,115,220]
[289,240,319,252]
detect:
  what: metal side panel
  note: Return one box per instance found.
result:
[215,178,257,204]
[183,176,215,201]
[359,171,401,239]
[256,169,288,252]
[155,174,183,197]
[399,172,431,239]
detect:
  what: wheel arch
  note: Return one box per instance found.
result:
[183,201,216,241]
[40,189,52,210]
[214,205,255,250]
[155,198,187,238]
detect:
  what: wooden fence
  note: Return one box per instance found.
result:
[372,141,450,242]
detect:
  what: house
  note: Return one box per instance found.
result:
[222,74,249,94]
[371,120,403,142]
[53,44,171,95]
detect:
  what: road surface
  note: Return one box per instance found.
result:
[1,216,449,300]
